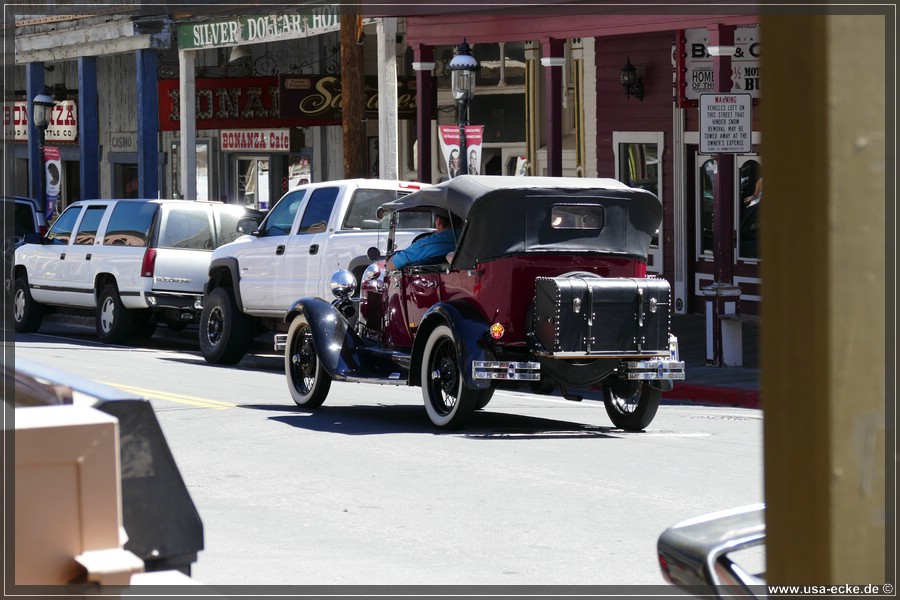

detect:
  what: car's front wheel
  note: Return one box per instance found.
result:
[285,315,332,408]
[421,325,479,429]
[97,283,134,344]
[13,276,43,333]
[199,287,253,365]
[603,380,662,431]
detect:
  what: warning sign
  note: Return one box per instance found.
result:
[699,93,752,154]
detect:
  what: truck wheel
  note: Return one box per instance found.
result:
[13,276,43,333]
[421,325,478,429]
[285,315,332,408]
[603,380,661,431]
[200,287,253,365]
[97,283,134,344]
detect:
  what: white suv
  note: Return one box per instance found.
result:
[13,198,260,343]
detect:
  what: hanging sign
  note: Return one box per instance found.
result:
[11,99,78,142]
[676,25,760,107]
[44,146,61,219]
[177,8,378,50]
[699,93,752,154]
[279,74,420,121]
[438,125,484,179]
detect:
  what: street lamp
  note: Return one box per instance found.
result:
[32,88,55,211]
[447,39,480,176]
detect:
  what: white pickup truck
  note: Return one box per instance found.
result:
[200,179,430,365]
[13,198,260,344]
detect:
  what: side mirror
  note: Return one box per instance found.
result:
[236,217,260,235]
[366,246,380,261]
[22,232,44,245]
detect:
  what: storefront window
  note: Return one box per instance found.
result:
[697,156,761,261]
[738,159,762,260]
[618,141,660,249]
[614,132,664,273]
[170,141,211,201]
[699,158,716,257]
[236,157,270,210]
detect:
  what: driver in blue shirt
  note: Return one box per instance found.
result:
[386,212,460,270]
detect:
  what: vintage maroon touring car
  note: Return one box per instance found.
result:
[279,176,684,430]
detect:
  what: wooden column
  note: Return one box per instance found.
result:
[541,38,565,177]
[178,49,197,200]
[136,49,159,199]
[376,18,399,180]
[412,45,435,184]
[761,14,886,584]
[341,13,366,179]
[77,56,99,201]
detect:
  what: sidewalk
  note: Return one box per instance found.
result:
[666,313,761,409]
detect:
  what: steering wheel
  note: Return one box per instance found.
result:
[411,231,433,244]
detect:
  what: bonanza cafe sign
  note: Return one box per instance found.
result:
[8,99,78,142]
[178,8,378,49]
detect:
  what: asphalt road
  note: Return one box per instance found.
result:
[13,319,765,589]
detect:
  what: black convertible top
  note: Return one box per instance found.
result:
[381,175,662,270]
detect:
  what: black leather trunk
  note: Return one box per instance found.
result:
[533,276,671,355]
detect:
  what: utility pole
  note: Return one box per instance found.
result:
[341,13,366,179]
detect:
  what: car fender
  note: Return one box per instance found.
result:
[206,257,244,311]
[284,297,367,380]
[410,301,494,390]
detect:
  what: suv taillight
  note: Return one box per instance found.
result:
[141,247,157,278]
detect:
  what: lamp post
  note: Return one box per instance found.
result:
[447,40,479,176]
[32,88,54,214]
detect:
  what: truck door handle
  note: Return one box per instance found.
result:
[60,253,66,260]
[276,245,285,255]
[85,254,92,260]
[309,244,319,255]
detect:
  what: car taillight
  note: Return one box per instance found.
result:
[634,262,647,277]
[141,247,157,278]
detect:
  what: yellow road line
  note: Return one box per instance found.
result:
[100,381,236,410]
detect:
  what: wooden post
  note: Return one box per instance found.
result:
[762,14,886,584]
[341,13,366,179]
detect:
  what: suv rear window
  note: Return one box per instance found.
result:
[103,202,157,247]
[158,206,214,250]
[15,202,37,235]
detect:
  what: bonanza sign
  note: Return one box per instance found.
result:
[157,76,340,131]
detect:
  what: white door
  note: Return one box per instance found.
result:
[237,188,307,313]
[26,204,84,305]
[279,186,338,307]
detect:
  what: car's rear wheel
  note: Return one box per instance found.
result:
[285,315,332,408]
[199,287,253,365]
[13,275,43,333]
[421,325,478,429]
[97,283,134,344]
[603,380,661,431]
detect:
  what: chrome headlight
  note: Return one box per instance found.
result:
[363,262,382,281]
[330,270,357,299]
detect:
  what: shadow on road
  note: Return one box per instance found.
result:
[237,402,623,439]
